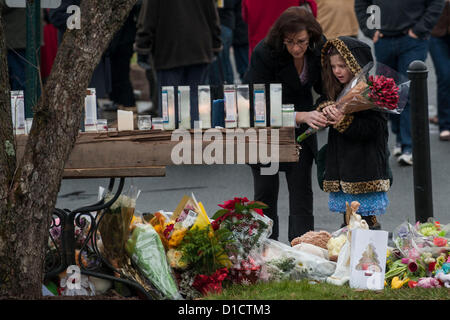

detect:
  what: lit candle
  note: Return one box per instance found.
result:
[198,85,211,129]
[282,104,295,127]
[270,83,282,128]
[162,86,175,130]
[178,86,191,129]
[236,84,250,128]
[224,84,237,128]
[84,88,98,132]
[253,84,266,127]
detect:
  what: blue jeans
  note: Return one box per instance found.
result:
[429,35,450,132]
[374,35,429,154]
[233,44,249,81]
[7,49,26,91]
[208,25,234,85]
[157,63,210,127]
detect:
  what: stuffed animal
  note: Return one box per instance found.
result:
[291,231,332,250]
[327,234,347,262]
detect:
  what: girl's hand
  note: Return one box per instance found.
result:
[297,111,328,130]
[322,105,344,125]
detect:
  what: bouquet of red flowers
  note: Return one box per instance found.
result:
[298,62,411,143]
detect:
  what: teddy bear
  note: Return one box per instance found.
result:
[291,231,332,250]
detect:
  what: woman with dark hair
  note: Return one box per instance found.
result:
[244,6,328,242]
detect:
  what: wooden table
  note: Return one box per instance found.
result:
[16,127,299,179]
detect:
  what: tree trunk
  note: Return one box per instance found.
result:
[0,0,137,299]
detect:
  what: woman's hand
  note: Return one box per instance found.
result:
[296,111,328,130]
[322,105,344,125]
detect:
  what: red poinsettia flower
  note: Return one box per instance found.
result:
[218,199,237,210]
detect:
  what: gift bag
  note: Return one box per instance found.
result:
[349,229,388,290]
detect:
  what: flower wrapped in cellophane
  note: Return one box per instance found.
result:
[125,223,182,300]
[98,185,141,270]
[211,197,273,285]
[298,62,411,143]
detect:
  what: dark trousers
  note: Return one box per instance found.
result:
[208,25,234,85]
[250,146,314,242]
[233,44,249,81]
[374,35,429,154]
[7,49,26,91]
[109,42,136,107]
[429,35,450,132]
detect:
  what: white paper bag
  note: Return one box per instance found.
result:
[349,229,388,290]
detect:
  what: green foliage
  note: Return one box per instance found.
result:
[178,225,234,276]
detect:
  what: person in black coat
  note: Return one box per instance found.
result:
[319,37,391,230]
[244,7,328,242]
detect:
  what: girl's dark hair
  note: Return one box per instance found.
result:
[265,6,323,52]
[322,47,346,100]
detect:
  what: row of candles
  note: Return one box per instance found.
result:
[10,84,297,135]
[160,83,296,130]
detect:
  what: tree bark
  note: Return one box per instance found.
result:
[0,0,137,299]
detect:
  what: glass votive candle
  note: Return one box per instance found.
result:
[96,119,108,132]
[138,115,152,130]
[152,117,164,130]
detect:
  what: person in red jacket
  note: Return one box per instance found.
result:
[242,0,317,59]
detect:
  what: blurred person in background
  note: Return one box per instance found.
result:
[209,0,236,85]
[1,1,27,91]
[103,2,142,112]
[355,0,445,166]
[49,0,112,100]
[428,0,450,141]
[232,0,249,82]
[242,0,317,60]
[135,0,222,126]
[316,0,359,39]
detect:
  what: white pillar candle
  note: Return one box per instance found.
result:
[162,86,175,130]
[270,83,282,128]
[198,85,211,129]
[117,110,134,131]
[84,88,97,132]
[11,90,25,135]
[253,84,266,127]
[236,84,250,128]
[224,84,237,128]
[178,86,191,129]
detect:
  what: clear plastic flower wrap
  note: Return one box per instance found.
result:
[298,61,411,143]
[125,223,182,300]
[393,221,449,258]
[211,197,273,284]
[260,239,337,282]
[98,185,141,269]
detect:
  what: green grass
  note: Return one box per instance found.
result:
[204,279,450,300]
